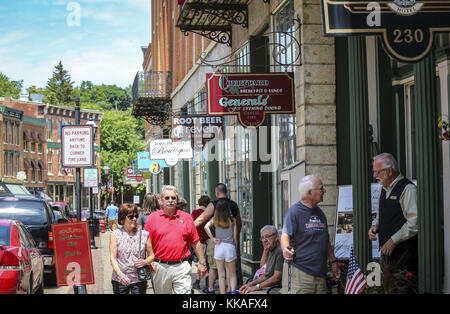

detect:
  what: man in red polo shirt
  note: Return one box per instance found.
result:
[145,185,207,294]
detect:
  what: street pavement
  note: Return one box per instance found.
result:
[45,230,206,294]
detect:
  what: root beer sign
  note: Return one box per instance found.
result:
[206,72,295,128]
[320,0,450,63]
[172,115,223,151]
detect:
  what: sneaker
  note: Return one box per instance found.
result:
[202,287,215,294]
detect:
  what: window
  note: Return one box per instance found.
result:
[3,121,7,143]
[30,132,36,153]
[23,131,28,152]
[9,121,13,144]
[47,120,52,140]
[15,154,19,175]
[15,122,19,145]
[48,150,53,175]
[10,152,13,177]
[4,152,8,176]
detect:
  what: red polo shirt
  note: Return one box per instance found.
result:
[144,208,199,261]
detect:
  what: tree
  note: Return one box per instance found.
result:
[45,61,74,105]
[0,72,22,98]
[100,110,145,192]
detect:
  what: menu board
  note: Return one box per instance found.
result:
[52,222,95,286]
[334,184,382,259]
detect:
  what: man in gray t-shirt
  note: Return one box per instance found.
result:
[281,175,340,294]
[239,225,283,294]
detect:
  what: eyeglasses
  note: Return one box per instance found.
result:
[373,168,389,176]
[127,214,139,220]
[164,196,177,200]
[260,234,275,241]
[313,186,325,192]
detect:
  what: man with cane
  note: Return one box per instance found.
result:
[281,175,340,294]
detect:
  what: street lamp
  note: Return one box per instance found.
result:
[86,117,98,250]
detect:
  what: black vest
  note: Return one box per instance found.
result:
[378,177,413,247]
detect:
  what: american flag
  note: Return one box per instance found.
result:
[345,247,367,294]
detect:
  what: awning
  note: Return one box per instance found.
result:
[23,159,31,170]
[23,130,32,142]
[31,160,39,170]
[38,160,47,171]
[31,132,40,143]
[37,133,47,144]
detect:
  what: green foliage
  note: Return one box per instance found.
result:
[26,85,47,100]
[44,61,74,105]
[100,110,145,189]
[0,72,22,98]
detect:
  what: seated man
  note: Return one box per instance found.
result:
[239,225,283,294]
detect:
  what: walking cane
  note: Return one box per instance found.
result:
[287,246,294,294]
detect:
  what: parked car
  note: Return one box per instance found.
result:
[49,202,75,222]
[0,219,45,294]
[0,197,67,283]
[51,206,70,224]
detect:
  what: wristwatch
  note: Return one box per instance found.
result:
[255,283,260,290]
[200,261,207,267]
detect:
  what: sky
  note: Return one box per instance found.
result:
[0,0,151,90]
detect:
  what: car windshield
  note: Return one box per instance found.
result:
[0,200,47,225]
[0,224,11,246]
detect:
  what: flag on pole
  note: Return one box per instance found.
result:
[345,247,367,294]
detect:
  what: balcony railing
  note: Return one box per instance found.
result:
[132,71,172,126]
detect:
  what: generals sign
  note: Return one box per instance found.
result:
[320,0,450,63]
[207,72,295,128]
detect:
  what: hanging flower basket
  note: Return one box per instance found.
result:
[438,116,450,141]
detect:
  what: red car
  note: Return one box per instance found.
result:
[0,219,45,294]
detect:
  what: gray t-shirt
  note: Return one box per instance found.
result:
[282,201,329,277]
[264,245,284,279]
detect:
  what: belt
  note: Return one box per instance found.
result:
[155,257,189,265]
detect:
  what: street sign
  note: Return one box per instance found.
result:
[83,168,98,188]
[320,0,450,63]
[61,125,94,168]
[52,222,95,287]
[148,140,193,166]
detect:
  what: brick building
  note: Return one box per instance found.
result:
[0,97,103,209]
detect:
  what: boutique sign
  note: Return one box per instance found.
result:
[320,0,450,63]
[206,72,295,128]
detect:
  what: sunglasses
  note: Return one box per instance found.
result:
[164,196,177,200]
[127,214,139,220]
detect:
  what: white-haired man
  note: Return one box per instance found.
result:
[280,175,340,294]
[144,185,207,294]
[368,153,418,292]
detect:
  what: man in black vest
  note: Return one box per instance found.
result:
[368,153,418,293]
[194,183,243,290]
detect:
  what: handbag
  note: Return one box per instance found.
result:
[137,229,152,281]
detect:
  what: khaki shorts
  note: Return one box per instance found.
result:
[281,263,327,294]
[108,219,118,231]
[206,238,216,269]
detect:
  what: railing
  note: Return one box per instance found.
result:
[132,71,172,102]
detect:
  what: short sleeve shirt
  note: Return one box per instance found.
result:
[264,245,284,279]
[106,205,119,220]
[144,209,199,261]
[282,201,329,277]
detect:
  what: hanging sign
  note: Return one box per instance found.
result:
[172,114,223,151]
[320,0,450,63]
[137,152,170,175]
[52,222,95,287]
[206,72,295,128]
[149,139,193,166]
[61,125,94,168]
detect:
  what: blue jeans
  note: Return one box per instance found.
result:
[112,280,147,294]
